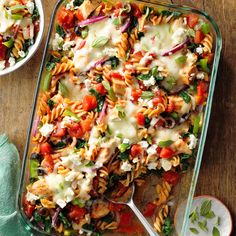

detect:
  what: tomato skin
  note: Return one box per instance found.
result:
[166,101,175,113]
[136,112,145,126]
[67,122,84,138]
[131,89,142,102]
[196,81,208,105]
[194,30,205,44]
[186,14,199,28]
[75,9,84,21]
[111,72,123,80]
[24,202,35,218]
[51,122,66,137]
[82,95,98,111]
[143,202,157,217]
[95,83,107,95]
[130,144,142,157]
[57,7,74,28]
[152,96,163,106]
[40,142,53,155]
[160,147,175,159]
[119,212,132,227]
[109,202,124,212]
[68,205,87,220]
[42,154,54,173]
[203,52,214,64]
[131,3,142,18]
[163,170,180,185]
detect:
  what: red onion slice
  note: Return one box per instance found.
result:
[97,101,107,124]
[78,15,108,27]
[120,17,131,33]
[161,38,189,57]
[32,116,40,137]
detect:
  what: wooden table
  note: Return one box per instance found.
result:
[0,0,235,234]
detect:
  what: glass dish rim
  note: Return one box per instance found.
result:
[16,0,222,235]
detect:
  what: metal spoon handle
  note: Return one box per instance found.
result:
[127,199,159,236]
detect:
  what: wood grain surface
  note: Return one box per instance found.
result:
[0,0,235,234]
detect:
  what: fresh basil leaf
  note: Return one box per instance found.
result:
[212,227,220,236]
[159,140,174,148]
[137,73,151,80]
[73,0,84,7]
[56,24,66,38]
[200,200,212,216]
[180,91,191,103]
[190,228,199,234]
[92,36,109,48]
[108,56,119,69]
[141,91,154,100]
[58,81,69,97]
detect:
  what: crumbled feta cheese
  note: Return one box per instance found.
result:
[8,57,15,67]
[196,72,205,80]
[26,192,39,203]
[196,46,203,55]
[138,141,149,148]
[65,187,75,202]
[150,117,158,127]
[39,123,54,137]
[56,199,67,208]
[183,17,187,25]
[160,159,172,171]
[123,138,130,144]
[0,60,5,70]
[52,33,64,51]
[121,161,132,172]
[186,52,197,65]
[147,100,153,108]
[65,171,77,182]
[26,1,34,14]
[18,50,26,58]
[188,134,198,149]
[102,47,118,57]
[147,161,158,170]
[63,40,76,51]
[139,53,153,66]
[147,144,157,155]
[143,75,156,87]
[132,157,139,163]
[172,27,187,46]
[66,0,74,10]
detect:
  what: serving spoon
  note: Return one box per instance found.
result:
[105,183,158,236]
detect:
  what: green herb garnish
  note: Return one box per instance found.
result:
[72,198,85,207]
[212,227,220,236]
[76,139,87,149]
[180,91,191,103]
[159,140,174,148]
[56,24,66,38]
[200,200,212,216]
[141,91,154,100]
[162,217,172,236]
[190,227,199,234]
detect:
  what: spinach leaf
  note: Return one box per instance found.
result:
[56,24,66,38]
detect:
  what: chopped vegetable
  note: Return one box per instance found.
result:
[102,81,116,101]
[193,115,201,136]
[58,81,69,97]
[175,55,187,65]
[159,140,174,148]
[92,36,110,48]
[43,73,52,91]
[180,91,191,103]
[201,23,210,34]
[30,159,39,179]
[56,24,66,38]
[3,38,14,48]
[141,91,154,100]
[119,143,130,153]
[63,109,80,120]
[212,227,220,236]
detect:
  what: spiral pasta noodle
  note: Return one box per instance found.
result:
[153,204,169,232]
[12,33,25,58]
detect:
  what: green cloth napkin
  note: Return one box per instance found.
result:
[0,134,31,236]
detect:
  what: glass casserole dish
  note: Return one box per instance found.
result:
[17,0,222,235]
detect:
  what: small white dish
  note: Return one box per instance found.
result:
[0,0,44,76]
[175,195,232,236]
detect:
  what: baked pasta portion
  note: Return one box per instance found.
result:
[23,0,214,235]
[0,0,40,71]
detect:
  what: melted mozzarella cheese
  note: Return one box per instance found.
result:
[73,18,120,72]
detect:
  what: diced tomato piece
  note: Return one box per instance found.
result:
[42,154,54,173]
[34,21,40,34]
[0,41,7,61]
[95,83,107,95]
[136,112,145,126]
[75,9,84,21]
[131,3,142,18]
[156,146,162,154]
[109,202,124,212]
[40,142,53,155]
[160,147,175,159]
[186,14,199,28]
[82,95,98,111]
[68,205,87,220]
[119,212,132,227]
[80,118,92,133]
[203,52,214,64]
[166,101,175,113]
[152,96,163,106]
[57,7,74,28]
[67,122,84,138]
[143,202,157,217]
[51,122,66,137]
[194,30,205,44]
[111,71,123,80]
[197,81,208,96]
[163,170,180,185]
[24,201,35,218]
[130,144,142,157]
[131,89,142,102]
[115,2,123,9]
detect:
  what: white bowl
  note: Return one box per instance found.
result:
[0,0,44,76]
